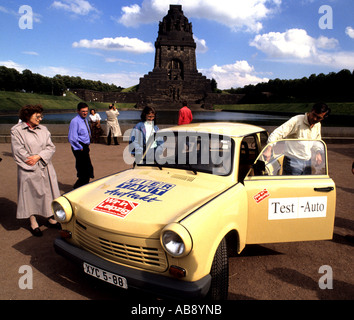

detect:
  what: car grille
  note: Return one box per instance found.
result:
[74,220,168,272]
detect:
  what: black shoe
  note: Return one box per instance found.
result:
[47,221,62,230]
[30,227,43,237]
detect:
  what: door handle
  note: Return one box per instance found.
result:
[314,187,334,192]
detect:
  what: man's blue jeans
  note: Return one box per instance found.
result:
[283,156,311,175]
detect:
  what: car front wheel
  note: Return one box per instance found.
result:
[207,237,229,300]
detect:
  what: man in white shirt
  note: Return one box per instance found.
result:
[264,102,330,175]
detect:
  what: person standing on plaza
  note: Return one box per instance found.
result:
[89,108,103,143]
[11,104,61,237]
[178,101,193,125]
[68,102,94,189]
[129,106,162,162]
[264,102,331,175]
[105,104,121,145]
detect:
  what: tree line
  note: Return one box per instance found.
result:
[225,69,354,103]
[1,65,353,103]
[0,66,122,95]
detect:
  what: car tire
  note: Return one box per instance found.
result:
[207,237,229,300]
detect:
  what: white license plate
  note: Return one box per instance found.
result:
[83,262,128,289]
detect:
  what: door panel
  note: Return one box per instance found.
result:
[244,139,336,244]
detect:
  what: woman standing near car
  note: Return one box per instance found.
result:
[11,104,61,236]
[129,106,161,162]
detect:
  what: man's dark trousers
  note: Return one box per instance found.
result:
[72,142,94,189]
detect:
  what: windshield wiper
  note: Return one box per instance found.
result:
[154,159,163,170]
[134,159,162,170]
[187,163,197,175]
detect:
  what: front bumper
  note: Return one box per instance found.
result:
[54,237,211,300]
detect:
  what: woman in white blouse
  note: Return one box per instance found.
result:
[89,109,103,143]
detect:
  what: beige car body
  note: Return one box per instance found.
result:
[53,122,336,299]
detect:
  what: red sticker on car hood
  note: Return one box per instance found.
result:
[93,197,140,219]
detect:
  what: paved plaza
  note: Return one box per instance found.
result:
[0,140,353,300]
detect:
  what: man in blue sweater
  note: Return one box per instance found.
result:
[68,102,94,189]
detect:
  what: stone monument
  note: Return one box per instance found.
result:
[73,4,244,108]
[138,5,213,109]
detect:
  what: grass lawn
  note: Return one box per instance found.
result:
[0,91,353,115]
[0,91,136,113]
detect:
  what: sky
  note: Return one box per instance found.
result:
[1,0,354,90]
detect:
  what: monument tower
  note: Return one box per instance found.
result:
[138,5,212,109]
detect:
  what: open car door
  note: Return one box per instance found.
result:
[243,139,336,244]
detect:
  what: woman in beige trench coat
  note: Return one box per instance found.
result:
[11,105,61,236]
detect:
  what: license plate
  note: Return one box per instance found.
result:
[83,262,128,289]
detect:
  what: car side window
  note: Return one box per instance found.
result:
[238,135,259,181]
[250,140,327,177]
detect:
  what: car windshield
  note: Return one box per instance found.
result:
[136,131,234,176]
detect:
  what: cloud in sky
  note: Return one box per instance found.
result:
[194,37,208,53]
[72,37,154,54]
[22,51,39,56]
[249,28,354,69]
[345,26,354,39]
[0,6,10,14]
[201,60,269,89]
[118,0,281,32]
[0,60,25,71]
[51,0,99,16]
[250,29,337,59]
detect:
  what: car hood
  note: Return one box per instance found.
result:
[65,168,232,238]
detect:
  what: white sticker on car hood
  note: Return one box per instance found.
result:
[104,178,176,204]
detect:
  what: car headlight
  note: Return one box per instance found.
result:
[162,231,185,256]
[161,223,192,258]
[52,197,73,223]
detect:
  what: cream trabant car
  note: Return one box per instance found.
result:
[53,122,336,300]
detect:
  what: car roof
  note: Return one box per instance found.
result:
[159,122,267,138]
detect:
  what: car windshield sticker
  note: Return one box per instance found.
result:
[268,196,327,220]
[105,178,176,203]
[254,189,270,204]
[93,197,140,218]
